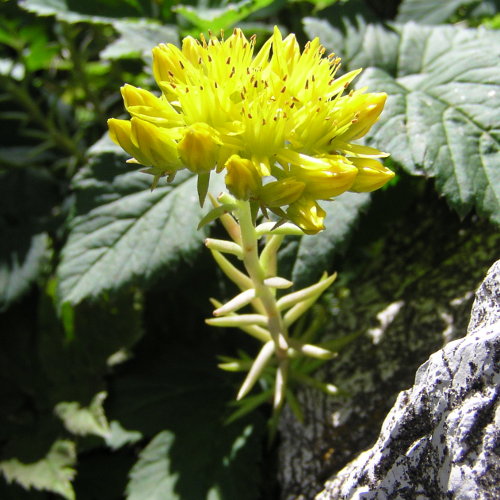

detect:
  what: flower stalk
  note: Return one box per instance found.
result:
[205,197,339,410]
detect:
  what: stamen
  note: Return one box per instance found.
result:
[226,57,231,64]
[281,86,286,93]
[248,113,253,119]
[178,60,184,69]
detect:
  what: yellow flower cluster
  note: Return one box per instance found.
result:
[108,27,394,234]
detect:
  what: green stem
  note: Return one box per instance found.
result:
[235,200,289,356]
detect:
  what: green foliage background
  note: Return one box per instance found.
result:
[0,0,498,498]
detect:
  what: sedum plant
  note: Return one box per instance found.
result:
[108,27,393,414]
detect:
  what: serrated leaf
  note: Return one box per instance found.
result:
[174,0,274,33]
[19,0,145,23]
[39,288,143,405]
[107,322,265,500]
[291,192,371,287]
[126,424,261,500]
[396,0,471,24]
[100,21,178,60]
[54,391,110,438]
[0,440,76,500]
[0,168,58,311]
[56,152,224,305]
[304,19,500,223]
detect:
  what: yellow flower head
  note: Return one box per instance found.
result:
[108,27,393,233]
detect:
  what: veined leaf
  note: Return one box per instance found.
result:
[109,331,264,500]
[54,391,110,438]
[304,18,500,223]
[126,424,261,500]
[19,0,146,23]
[0,440,76,500]
[174,0,274,33]
[396,0,472,24]
[56,152,224,305]
[100,20,178,60]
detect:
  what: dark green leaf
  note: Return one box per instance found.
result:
[107,318,265,500]
[0,168,58,311]
[38,288,144,405]
[304,19,500,223]
[56,152,224,305]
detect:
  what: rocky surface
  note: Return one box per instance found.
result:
[278,197,500,499]
[317,260,499,499]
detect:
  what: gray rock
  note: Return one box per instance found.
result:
[278,200,499,499]
[317,260,500,500]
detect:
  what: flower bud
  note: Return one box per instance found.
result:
[224,155,261,200]
[120,84,182,127]
[292,156,358,200]
[178,123,221,173]
[286,197,326,234]
[259,178,305,208]
[337,92,387,142]
[131,118,181,173]
[108,118,150,166]
[349,158,395,192]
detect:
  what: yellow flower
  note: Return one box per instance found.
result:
[108,26,392,233]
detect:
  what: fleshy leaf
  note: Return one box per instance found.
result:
[304,18,500,223]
